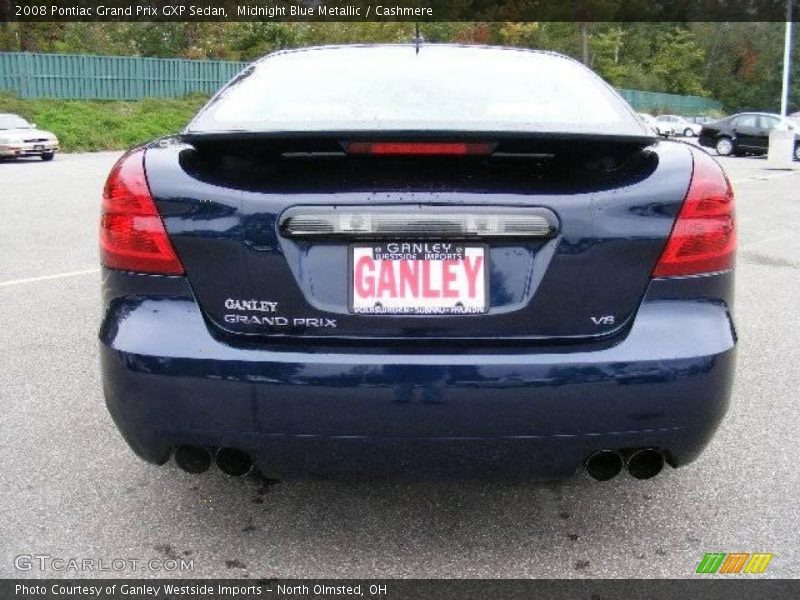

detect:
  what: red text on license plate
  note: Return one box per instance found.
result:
[351,243,486,315]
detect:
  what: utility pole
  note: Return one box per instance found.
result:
[580,23,590,65]
[780,0,794,116]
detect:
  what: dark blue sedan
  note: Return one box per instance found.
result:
[99,45,736,481]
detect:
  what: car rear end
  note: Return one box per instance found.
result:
[99,46,736,480]
[0,134,59,159]
[682,120,702,137]
[658,123,676,138]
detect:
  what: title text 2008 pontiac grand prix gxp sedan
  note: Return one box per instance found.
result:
[99,45,736,481]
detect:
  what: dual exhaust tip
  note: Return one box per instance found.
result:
[585,448,665,481]
[175,444,663,480]
[174,445,253,477]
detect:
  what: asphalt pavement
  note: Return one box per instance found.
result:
[1,147,799,578]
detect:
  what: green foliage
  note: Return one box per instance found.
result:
[228,23,302,60]
[0,91,207,152]
[692,22,797,113]
[648,28,706,96]
[493,23,541,47]
[589,26,628,81]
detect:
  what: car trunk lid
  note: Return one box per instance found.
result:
[145,133,691,343]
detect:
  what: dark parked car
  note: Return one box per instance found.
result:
[699,112,800,159]
[100,45,737,482]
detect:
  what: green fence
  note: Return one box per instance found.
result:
[618,88,722,115]
[0,52,723,114]
[0,52,248,99]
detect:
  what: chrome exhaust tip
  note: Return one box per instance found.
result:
[174,445,212,474]
[585,450,623,481]
[214,447,253,477]
[626,448,665,480]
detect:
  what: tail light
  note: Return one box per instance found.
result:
[100,149,184,275]
[344,142,494,156]
[653,149,735,277]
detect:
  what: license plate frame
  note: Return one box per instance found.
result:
[349,242,489,316]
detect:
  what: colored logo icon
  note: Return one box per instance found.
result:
[696,552,773,574]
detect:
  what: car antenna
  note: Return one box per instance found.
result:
[413,23,423,54]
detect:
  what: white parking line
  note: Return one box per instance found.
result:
[0,268,100,288]
[739,232,794,251]
[732,170,800,184]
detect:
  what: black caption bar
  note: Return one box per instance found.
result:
[1,0,799,22]
[3,580,800,600]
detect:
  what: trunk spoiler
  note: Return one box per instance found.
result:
[181,129,656,145]
[179,130,658,159]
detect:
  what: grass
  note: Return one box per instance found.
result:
[0,92,209,152]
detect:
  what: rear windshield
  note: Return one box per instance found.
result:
[187,45,648,137]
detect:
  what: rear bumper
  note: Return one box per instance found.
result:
[100,270,736,479]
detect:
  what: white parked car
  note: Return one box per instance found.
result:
[0,113,59,161]
[655,114,703,137]
[637,113,674,138]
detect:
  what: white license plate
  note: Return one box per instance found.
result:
[351,243,487,315]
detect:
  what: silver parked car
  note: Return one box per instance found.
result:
[637,113,674,137]
[655,114,702,137]
[0,113,59,161]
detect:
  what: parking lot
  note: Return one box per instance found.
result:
[1,149,799,579]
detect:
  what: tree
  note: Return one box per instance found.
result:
[648,28,707,96]
[589,26,627,81]
[692,22,790,112]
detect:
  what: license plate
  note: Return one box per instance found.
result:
[351,243,487,315]
[34,144,44,151]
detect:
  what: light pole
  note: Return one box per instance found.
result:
[780,0,794,116]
